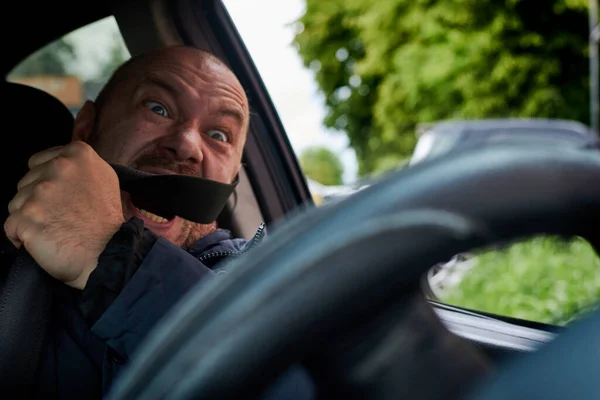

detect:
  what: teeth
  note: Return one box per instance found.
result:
[138,208,169,223]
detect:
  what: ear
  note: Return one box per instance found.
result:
[72,100,97,142]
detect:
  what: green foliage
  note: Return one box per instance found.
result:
[442,236,600,326]
[294,0,592,176]
[10,38,77,76]
[299,146,345,185]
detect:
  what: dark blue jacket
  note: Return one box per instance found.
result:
[33,219,314,399]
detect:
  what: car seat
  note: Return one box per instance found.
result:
[0,81,74,225]
[0,81,74,392]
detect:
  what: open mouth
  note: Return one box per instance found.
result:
[136,207,173,224]
[125,194,176,225]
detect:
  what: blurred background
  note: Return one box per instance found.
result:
[7,0,599,327]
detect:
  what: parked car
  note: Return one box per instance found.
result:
[409,118,599,166]
[319,118,599,205]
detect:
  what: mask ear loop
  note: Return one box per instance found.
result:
[229,174,240,211]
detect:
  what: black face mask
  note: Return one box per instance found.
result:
[111,164,238,224]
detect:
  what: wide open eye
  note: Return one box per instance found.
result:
[144,101,169,117]
[208,130,229,143]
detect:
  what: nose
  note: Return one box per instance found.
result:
[159,122,204,167]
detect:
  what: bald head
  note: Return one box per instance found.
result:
[95,46,241,116]
[72,45,249,248]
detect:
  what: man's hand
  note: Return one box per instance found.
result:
[4,141,125,290]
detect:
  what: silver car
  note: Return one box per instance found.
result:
[410,118,599,166]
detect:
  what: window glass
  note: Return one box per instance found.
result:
[223,0,360,205]
[427,236,600,326]
[8,16,129,116]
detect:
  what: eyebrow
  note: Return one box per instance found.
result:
[137,75,246,126]
[136,76,179,98]
[215,107,245,127]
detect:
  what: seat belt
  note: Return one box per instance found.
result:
[0,246,53,397]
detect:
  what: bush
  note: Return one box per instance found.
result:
[441,236,600,326]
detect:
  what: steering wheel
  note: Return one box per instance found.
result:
[106,144,600,399]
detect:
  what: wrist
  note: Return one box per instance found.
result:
[67,219,125,290]
[67,259,97,290]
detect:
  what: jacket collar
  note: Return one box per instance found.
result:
[187,223,266,266]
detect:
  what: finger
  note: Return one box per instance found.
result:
[18,155,63,190]
[28,145,65,169]
[19,152,74,189]
[17,164,44,190]
[8,182,35,214]
[60,140,94,158]
[4,235,22,249]
[4,215,24,249]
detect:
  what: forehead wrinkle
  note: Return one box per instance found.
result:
[114,51,249,132]
[151,58,248,111]
[140,66,248,119]
[209,106,245,129]
[134,74,181,100]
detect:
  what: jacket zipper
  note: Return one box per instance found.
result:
[246,222,266,251]
[198,223,266,263]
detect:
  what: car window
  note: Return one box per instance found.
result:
[428,235,600,326]
[222,0,361,206]
[8,16,129,116]
[224,0,600,327]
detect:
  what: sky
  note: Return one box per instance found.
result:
[222,0,358,183]
[65,1,359,184]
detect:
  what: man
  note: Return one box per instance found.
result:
[4,46,313,398]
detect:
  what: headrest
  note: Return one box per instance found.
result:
[0,82,74,223]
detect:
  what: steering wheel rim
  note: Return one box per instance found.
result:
[108,145,600,399]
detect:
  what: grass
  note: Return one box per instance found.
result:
[440,236,600,326]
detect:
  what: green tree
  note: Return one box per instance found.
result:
[294,0,592,176]
[10,38,76,76]
[299,146,345,186]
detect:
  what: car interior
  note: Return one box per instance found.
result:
[1,0,599,398]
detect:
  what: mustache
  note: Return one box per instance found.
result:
[131,155,201,176]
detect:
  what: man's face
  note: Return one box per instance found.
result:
[73,48,249,248]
